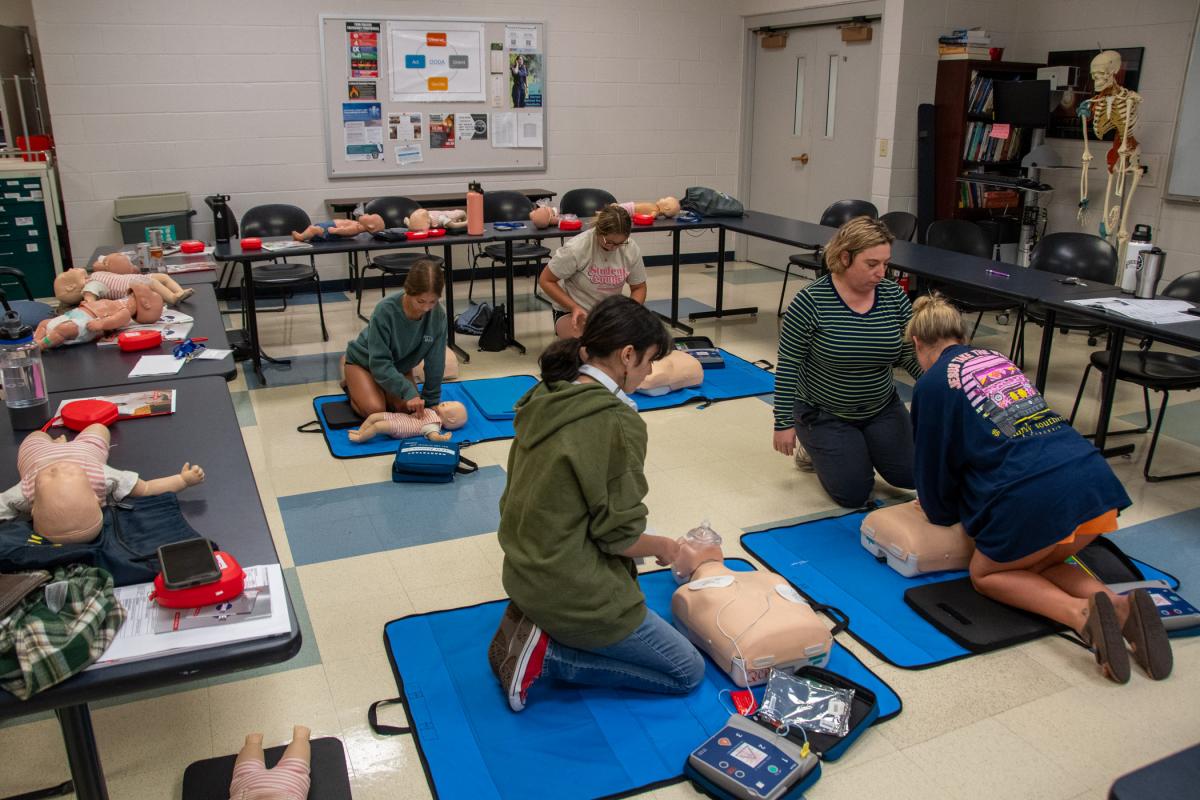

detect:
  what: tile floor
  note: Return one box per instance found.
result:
[2,258,1198,799]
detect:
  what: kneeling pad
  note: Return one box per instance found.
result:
[672,564,833,687]
[903,577,1064,652]
[860,501,974,577]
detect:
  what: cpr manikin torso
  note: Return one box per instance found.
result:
[859,500,974,577]
[636,350,704,396]
[672,553,833,687]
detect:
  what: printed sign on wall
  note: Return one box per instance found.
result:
[389,20,486,102]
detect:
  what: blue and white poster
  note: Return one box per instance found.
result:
[388,20,486,102]
[343,102,383,161]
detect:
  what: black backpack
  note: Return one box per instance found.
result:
[478,304,509,351]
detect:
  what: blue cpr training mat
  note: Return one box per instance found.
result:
[382,561,901,800]
[742,512,1185,669]
[311,375,536,458]
[634,349,774,411]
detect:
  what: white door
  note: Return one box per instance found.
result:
[745,23,881,269]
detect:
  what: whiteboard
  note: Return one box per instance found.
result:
[1166,11,1200,203]
[319,15,546,179]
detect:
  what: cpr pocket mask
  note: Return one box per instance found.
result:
[41,399,121,432]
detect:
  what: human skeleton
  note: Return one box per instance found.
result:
[1078,50,1142,264]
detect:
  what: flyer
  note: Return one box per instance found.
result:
[395,144,424,165]
[509,53,543,108]
[456,113,488,141]
[491,111,516,148]
[347,80,376,100]
[429,113,455,149]
[388,20,486,102]
[388,111,422,142]
[347,21,380,79]
[505,24,538,53]
[343,102,384,160]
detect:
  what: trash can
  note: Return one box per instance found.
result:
[113,192,196,244]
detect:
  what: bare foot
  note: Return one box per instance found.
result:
[426,430,451,442]
[348,421,380,443]
[176,287,194,303]
[292,231,305,241]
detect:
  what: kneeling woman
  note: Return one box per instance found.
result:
[342,260,446,417]
[907,295,1171,683]
[490,295,705,711]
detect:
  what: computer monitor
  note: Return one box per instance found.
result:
[993,79,1051,128]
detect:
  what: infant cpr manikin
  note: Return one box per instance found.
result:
[672,560,833,687]
[859,500,974,577]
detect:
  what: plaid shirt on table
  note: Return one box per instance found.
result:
[0,565,125,700]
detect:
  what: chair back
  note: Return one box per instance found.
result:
[1030,233,1118,283]
[484,191,534,223]
[926,219,992,258]
[363,196,422,229]
[240,204,312,238]
[559,188,617,218]
[0,267,35,300]
[881,211,917,242]
[820,199,878,228]
[1163,270,1200,302]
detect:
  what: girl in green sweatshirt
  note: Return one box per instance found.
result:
[489,295,706,712]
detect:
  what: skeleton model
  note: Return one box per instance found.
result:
[1078,50,1142,264]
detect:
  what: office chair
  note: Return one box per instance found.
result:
[925,219,1017,341]
[779,199,878,316]
[1068,270,1200,482]
[468,191,551,305]
[559,187,617,219]
[880,211,917,242]
[239,204,328,341]
[1009,233,1117,367]
[356,196,445,321]
[0,267,54,327]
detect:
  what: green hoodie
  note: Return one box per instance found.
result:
[498,380,649,650]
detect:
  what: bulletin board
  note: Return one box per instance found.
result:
[319,15,547,179]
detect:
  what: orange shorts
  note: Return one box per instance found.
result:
[1057,509,1119,545]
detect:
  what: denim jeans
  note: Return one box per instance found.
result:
[542,608,706,694]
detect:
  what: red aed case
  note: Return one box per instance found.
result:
[118,329,162,351]
[240,237,262,250]
[558,217,582,231]
[179,240,205,254]
[150,551,245,609]
[632,213,656,226]
[427,227,446,237]
[42,399,121,432]
[406,230,429,240]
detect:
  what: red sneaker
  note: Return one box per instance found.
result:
[495,606,549,712]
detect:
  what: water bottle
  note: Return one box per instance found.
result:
[1120,224,1153,293]
[673,519,723,584]
[466,180,484,236]
[0,306,49,430]
[1134,247,1166,299]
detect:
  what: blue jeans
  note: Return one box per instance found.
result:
[542,609,706,694]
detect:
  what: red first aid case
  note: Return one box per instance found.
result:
[118,329,162,351]
[558,217,582,231]
[179,240,205,254]
[240,237,262,250]
[40,399,121,433]
[150,550,246,609]
[633,213,656,226]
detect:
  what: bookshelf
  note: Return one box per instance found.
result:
[933,59,1043,221]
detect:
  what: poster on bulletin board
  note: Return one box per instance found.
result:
[388,20,486,102]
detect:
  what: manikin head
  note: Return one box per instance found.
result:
[53,268,89,305]
[434,401,468,430]
[93,252,139,274]
[358,213,385,233]
[530,205,557,229]
[656,196,681,217]
[32,464,104,543]
[1091,50,1123,93]
[404,208,432,231]
[127,283,165,323]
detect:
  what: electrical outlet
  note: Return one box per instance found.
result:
[1137,154,1159,188]
[879,138,889,157]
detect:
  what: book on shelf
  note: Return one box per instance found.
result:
[940,28,990,44]
[960,122,1024,162]
[982,190,1020,209]
[967,73,994,114]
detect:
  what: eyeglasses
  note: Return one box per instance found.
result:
[600,234,629,249]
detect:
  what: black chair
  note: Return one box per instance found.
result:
[1009,233,1117,366]
[880,211,917,242]
[356,196,445,321]
[1068,270,1200,482]
[925,219,1018,341]
[0,267,54,327]
[559,187,616,219]
[239,204,328,341]
[468,190,552,305]
[779,199,878,316]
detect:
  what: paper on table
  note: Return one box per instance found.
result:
[128,355,185,378]
[1066,297,1198,325]
[193,348,232,360]
[88,564,291,668]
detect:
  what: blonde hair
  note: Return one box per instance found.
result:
[594,204,632,239]
[906,293,967,344]
[824,216,894,274]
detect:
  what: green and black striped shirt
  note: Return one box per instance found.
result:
[773,275,922,427]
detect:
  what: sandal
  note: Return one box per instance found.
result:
[1122,589,1173,680]
[1081,592,1130,684]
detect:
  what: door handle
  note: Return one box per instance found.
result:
[792,154,809,165]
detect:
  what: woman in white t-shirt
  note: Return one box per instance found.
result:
[538,204,648,338]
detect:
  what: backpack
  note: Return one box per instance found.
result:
[478,304,509,352]
[681,186,745,217]
[454,302,493,336]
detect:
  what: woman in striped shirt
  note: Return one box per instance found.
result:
[772,216,922,508]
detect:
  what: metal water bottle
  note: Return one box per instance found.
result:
[205,194,236,244]
[1120,224,1153,293]
[1134,247,1166,299]
[466,181,484,236]
[0,301,48,430]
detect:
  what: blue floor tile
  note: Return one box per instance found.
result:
[645,297,715,318]
[243,351,344,390]
[1110,507,1200,592]
[230,389,256,427]
[1121,395,1200,449]
[279,466,508,566]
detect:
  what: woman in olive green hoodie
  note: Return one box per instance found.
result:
[489,295,706,712]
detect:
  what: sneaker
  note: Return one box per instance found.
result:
[489,602,549,711]
[1122,589,1173,680]
[1081,592,1130,684]
[793,444,814,472]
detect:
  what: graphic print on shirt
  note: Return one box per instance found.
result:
[947,349,1065,438]
[584,260,629,292]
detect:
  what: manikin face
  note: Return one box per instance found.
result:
[838,243,890,295]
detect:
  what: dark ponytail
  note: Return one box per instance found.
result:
[539,295,671,383]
